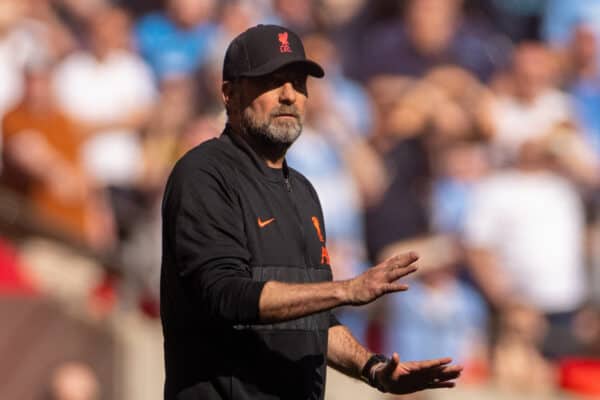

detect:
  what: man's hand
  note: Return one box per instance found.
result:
[344,252,419,305]
[374,353,463,394]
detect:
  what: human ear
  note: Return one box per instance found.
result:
[222,81,233,108]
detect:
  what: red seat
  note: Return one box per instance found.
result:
[560,357,600,396]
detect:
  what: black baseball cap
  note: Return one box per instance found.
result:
[223,24,325,81]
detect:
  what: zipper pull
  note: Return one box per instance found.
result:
[284,178,291,192]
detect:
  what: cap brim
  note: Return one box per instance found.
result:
[239,58,325,79]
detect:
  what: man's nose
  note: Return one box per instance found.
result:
[278,82,297,104]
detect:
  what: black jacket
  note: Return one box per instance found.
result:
[161,126,339,400]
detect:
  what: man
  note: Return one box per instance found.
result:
[161,24,462,399]
[464,139,587,359]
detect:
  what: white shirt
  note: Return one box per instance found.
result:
[491,89,573,161]
[53,50,156,185]
[464,170,586,313]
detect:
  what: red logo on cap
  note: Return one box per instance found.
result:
[278,32,292,53]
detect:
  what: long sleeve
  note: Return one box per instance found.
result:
[164,160,265,324]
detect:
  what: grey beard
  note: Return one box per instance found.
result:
[241,108,303,147]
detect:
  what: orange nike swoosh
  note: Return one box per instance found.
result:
[258,217,275,228]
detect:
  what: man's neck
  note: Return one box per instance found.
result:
[228,123,287,169]
[91,45,112,63]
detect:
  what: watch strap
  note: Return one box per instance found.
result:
[360,353,388,392]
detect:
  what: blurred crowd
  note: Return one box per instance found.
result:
[3,0,600,399]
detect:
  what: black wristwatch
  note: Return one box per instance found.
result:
[360,353,389,392]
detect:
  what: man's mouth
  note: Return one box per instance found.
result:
[273,113,299,119]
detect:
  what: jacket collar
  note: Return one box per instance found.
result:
[221,123,290,183]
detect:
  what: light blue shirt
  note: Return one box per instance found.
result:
[543,0,600,46]
[134,13,217,80]
[383,279,487,362]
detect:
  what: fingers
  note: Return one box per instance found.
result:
[382,355,463,394]
[412,357,453,370]
[429,364,463,373]
[428,366,462,381]
[386,252,419,269]
[438,369,462,381]
[426,381,456,389]
[438,365,464,375]
[421,366,462,391]
[384,283,410,293]
[387,265,418,281]
[383,253,419,282]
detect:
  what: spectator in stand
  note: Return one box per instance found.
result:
[52,4,156,238]
[2,63,113,250]
[0,0,78,115]
[346,0,505,82]
[134,0,218,81]
[489,42,578,164]
[464,139,588,359]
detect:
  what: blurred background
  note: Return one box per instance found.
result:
[2,0,600,399]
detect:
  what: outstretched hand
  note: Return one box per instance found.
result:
[345,252,419,305]
[374,353,463,394]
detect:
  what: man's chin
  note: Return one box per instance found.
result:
[274,130,302,146]
[241,118,302,147]
[267,124,302,145]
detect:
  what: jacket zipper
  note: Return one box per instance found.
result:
[284,177,311,272]
[285,176,325,348]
